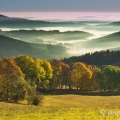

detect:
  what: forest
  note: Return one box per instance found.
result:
[63,50,120,66]
[1,51,120,104]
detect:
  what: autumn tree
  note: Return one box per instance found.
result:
[59,62,70,89]
[50,60,59,89]
[0,58,28,102]
[50,60,69,89]
[91,66,103,90]
[15,55,53,91]
[35,59,53,90]
[70,62,93,90]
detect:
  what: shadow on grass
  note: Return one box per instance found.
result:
[41,89,120,96]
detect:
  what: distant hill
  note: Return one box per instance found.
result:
[1,30,93,43]
[0,35,69,59]
[0,14,86,28]
[82,31,120,49]
[0,14,9,18]
[95,21,120,27]
[0,14,110,29]
[0,14,52,28]
[108,21,120,26]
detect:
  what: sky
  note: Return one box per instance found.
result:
[0,0,120,12]
[0,0,120,21]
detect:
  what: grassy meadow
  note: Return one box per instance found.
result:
[0,94,120,120]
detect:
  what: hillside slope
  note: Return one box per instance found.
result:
[0,35,69,59]
[82,31,120,49]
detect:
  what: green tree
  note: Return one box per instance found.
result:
[101,65,120,91]
[15,54,36,86]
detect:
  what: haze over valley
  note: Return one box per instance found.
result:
[0,12,120,59]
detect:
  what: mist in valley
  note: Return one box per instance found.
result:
[0,13,120,59]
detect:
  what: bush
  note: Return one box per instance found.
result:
[27,95,43,106]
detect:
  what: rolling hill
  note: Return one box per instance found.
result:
[1,30,93,43]
[0,35,69,59]
[82,31,120,49]
[0,14,9,18]
[0,14,86,28]
[0,14,52,28]
[108,21,120,26]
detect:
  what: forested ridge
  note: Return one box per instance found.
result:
[63,50,120,66]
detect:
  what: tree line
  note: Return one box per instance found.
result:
[63,50,120,66]
[1,53,120,103]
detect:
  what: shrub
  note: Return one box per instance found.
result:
[27,95,43,106]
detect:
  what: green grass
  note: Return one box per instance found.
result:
[1,95,120,120]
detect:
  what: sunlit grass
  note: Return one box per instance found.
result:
[0,95,120,120]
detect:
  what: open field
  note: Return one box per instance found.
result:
[1,94,120,120]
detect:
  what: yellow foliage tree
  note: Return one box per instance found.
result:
[70,62,93,90]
